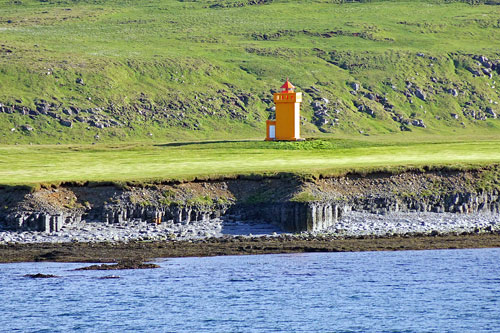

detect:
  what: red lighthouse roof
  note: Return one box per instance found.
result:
[280,79,295,92]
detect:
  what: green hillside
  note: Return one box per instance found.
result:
[0,0,499,144]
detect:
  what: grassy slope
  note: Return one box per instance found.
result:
[1,138,500,186]
[0,0,499,143]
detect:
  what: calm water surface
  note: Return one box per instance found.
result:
[1,248,500,332]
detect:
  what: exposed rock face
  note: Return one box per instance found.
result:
[0,180,323,233]
[1,168,500,235]
[6,213,77,232]
[345,191,500,215]
[228,202,340,232]
[305,170,500,215]
[2,195,338,233]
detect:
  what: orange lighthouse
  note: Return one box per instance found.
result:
[265,79,302,141]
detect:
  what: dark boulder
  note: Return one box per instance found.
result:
[467,67,482,76]
[415,89,426,101]
[485,107,497,119]
[59,119,73,128]
[47,112,59,119]
[350,82,360,91]
[411,119,426,128]
[36,102,49,114]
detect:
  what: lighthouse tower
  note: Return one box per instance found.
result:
[265,79,302,141]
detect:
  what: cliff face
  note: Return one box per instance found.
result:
[1,168,499,234]
[305,170,500,214]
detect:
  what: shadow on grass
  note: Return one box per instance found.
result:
[153,139,261,148]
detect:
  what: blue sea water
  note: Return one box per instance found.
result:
[1,248,500,332]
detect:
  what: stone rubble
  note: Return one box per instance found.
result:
[327,211,500,237]
[0,216,284,244]
[1,211,498,244]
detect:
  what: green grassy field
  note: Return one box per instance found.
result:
[1,0,500,143]
[2,137,500,186]
[1,0,499,185]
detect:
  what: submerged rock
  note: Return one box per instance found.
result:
[24,273,58,278]
[75,260,160,270]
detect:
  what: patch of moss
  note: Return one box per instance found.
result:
[291,191,320,203]
[216,196,232,205]
[244,189,277,204]
[186,195,214,207]
[139,200,153,207]
[476,168,500,192]
[159,189,178,206]
[399,191,417,199]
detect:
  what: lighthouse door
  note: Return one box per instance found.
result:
[269,125,275,139]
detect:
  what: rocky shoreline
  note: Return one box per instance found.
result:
[1,168,500,259]
[0,211,498,245]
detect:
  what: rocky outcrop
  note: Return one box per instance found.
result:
[1,168,499,235]
[228,202,340,232]
[0,179,339,233]
[344,191,500,215]
[101,202,229,226]
[1,200,339,234]
[4,212,81,232]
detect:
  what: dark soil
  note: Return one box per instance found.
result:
[2,234,500,264]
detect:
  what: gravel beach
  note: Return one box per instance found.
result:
[1,211,498,245]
